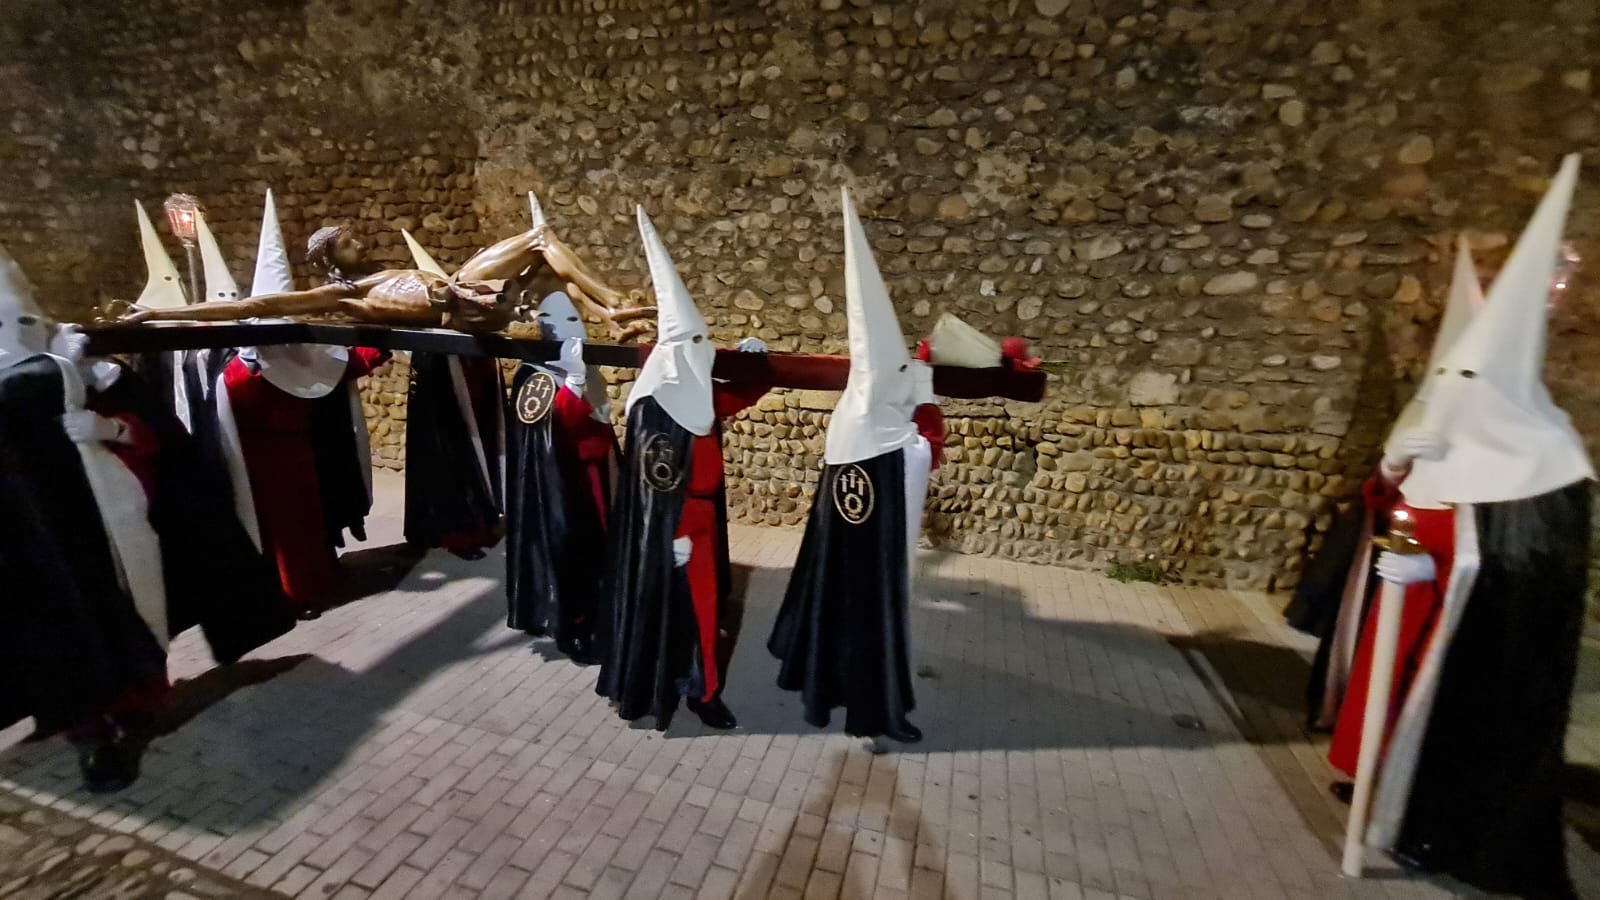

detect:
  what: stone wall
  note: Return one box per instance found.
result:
[3,0,1598,591]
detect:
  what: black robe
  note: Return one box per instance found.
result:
[0,355,167,733]
[1390,480,1589,900]
[505,363,612,641]
[594,398,697,725]
[95,367,294,665]
[312,382,373,548]
[176,347,239,508]
[1289,494,1383,729]
[403,352,502,549]
[769,449,916,739]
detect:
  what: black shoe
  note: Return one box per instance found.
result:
[523,624,548,638]
[77,734,141,794]
[1329,781,1354,805]
[297,608,323,621]
[686,697,738,730]
[558,637,597,666]
[448,547,487,561]
[1388,848,1433,874]
[884,720,923,744]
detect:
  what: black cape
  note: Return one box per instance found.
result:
[769,448,916,738]
[1290,493,1383,728]
[96,366,294,665]
[594,397,697,724]
[176,347,240,509]
[1391,480,1589,900]
[505,364,612,641]
[311,380,373,548]
[0,356,167,733]
[403,352,502,549]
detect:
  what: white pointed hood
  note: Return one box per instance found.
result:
[402,228,449,277]
[539,290,586,342]
[245,190,348,399]
[1389,236,1484,438]
[824,188,921,465]
[0,245,50,366]
[927,312,1002,368]
[134,201,187,309]
[626,207,716,435]
[194,211,238,302]
[1403,153,1594,504]
[539,290,611,420]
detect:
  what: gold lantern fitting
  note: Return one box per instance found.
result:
[1374,507,1425,556]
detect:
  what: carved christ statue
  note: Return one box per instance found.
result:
[122,218,654,339]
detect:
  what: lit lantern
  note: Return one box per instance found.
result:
[162,193,204,304]
[162,193,202,247]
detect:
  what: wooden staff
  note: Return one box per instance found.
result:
[1341,508,1425,877]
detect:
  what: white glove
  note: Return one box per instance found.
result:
[910,361,935,407]
[1380,429,1446,480]
[672,536,692,567]
[49,324,87,364]
[736,337,768,354]
[556,336,586,387]
[1375,550,1436,586]
[61,410,126,445]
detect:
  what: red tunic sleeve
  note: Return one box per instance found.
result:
[553,383,594,431]
[553,385,616,463]
[345,347,391,380]
[912,403,944,470]
[712,378,770,419]
[84,396,160,501]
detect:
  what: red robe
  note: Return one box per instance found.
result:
[1328,475,1456,778]
[676,380,768,703]
[552,384,616,531]
[225,348,386,611]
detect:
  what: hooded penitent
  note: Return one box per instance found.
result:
[217,195,388,612]
[625,207,716,436]
[400,222,504,557]
[1293,236,1487,715]
[133,200,196,429]
[245,190,350,401]
[194,211,238,303]
[596,206,767,731]
[1400,153,1593,507]
[1345,154,1591,900]
[505,284,619,661]
[768,188,939,743]
[1387,237,1485,441]
[0,243,171,740]
[134,201,187,311]
[262,194,379,554]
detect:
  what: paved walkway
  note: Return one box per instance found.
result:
[2,471,1598,899]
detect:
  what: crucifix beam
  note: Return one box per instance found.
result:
[81,323,1046,402]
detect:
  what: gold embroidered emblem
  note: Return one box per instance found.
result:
[515,370,558,425]
[641,433,685,492]
[831,464,875,525]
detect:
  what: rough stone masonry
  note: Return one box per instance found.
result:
[1,0,1597,591]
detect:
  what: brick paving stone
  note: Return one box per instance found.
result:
[2,478,1596,900]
